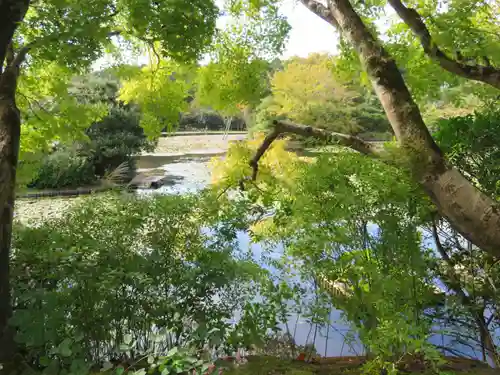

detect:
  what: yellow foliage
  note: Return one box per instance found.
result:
[210,133,303,190]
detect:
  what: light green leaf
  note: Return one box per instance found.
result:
[123,334,133,345]
[166,347,178,357]
[101,361,114,372]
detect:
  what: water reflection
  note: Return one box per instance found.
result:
[135,154,490,360]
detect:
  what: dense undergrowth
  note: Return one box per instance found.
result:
[7,110,500,374]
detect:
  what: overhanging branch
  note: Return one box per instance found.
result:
[387,0,500,90]
[249,119,378,181]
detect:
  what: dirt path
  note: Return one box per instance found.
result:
[151,134,247,155]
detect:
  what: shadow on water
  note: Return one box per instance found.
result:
[135,153,492,360]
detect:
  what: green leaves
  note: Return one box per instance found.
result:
[57,338,73,357]
[119,61,192,135]
[11,193,263,368]
[433,107,500,199]
[193,0,289,116]
[118,0,218,62]
[17,0,220,69]
[211,135,439,364]
[195,54,270,116]
[252,53,391,138]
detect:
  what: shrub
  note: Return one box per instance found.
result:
[85,105,156,179]
[11,194,262,371]
[72,72,156,181]
[28,148,96,189]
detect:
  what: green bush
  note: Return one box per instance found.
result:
[85,105,156,179]
[28,148,96,189]
[10,194,262,371]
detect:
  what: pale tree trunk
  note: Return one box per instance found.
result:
[296,0,500,259]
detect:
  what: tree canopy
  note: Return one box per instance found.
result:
[252,53,391,138]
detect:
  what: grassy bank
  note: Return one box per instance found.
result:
[219,356,495,375]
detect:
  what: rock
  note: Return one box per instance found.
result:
[128,174,183,189]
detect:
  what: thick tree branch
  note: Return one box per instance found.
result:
[249,119,377,180]
[250,127,281,181]
[387,0,500,90]
[320,0,500,259]
[5,44,14,68]
[10,43,32,71]
[0,41,35,96]
[299,0,339,28]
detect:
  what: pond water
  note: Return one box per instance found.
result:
[135,152,493,361]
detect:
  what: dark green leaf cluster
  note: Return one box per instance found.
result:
[28,147,97,189]
[434,107,500,199]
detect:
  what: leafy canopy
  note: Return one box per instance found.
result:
[119,60,194,134]
[16,0,286,153]
[336,0,500,105]
[193,1,290,117]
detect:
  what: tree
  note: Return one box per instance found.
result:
[250,0,500,259]
[0,0,221,361]
[71,71,155,179]
[253,53,391,138]
[194,2,289,118]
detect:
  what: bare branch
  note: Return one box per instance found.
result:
[249,119,378,181]
[249,128,280,181]
[276,120,376,154]
[387,0,500,90]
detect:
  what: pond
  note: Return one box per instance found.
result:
[13,134,493,362]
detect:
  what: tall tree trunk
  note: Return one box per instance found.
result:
[0,82,21,362]
[322,0,500,258]
[0,0,30,362]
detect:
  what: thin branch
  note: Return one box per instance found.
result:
[17,91,55,117]
[16,91,44,122]
[6,26,121,76]
[433,345,475,359]
[387,0,500,90]
[249,119,378,181]
[249,127,280,181]
[107,30,121,38]
[432,216,500,364]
